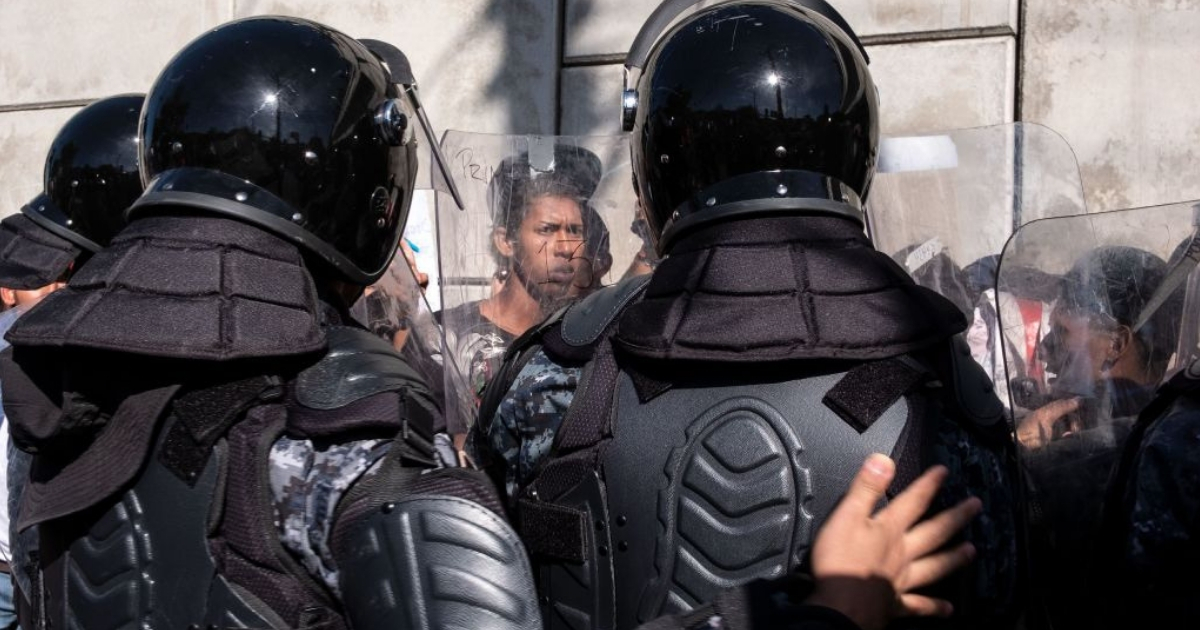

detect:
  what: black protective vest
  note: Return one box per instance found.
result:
[15,325,441,630]
[479,217,1016,630]
[8,215,542,630]
[37,414,292,630]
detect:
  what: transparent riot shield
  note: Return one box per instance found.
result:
[868,123,1088,410]
[434,133,645,434]
[996,201,1194,630]
[349,238,469,442]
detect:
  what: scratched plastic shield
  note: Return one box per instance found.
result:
[349,241,458,432]
[434,132,646,433]
[867,123,1088,411]
[995,201,1194,630]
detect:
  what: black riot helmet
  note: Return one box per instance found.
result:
[623,0,878,254]
[24,95,144,251]
[132,16,460,285]
[0,94,144,289]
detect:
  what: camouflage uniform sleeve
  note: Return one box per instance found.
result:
[269,436,391,594]
[1121,396,1200,606]
[482,349,582,499]
[930,415,1019,621]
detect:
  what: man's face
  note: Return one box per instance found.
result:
[0,282,63,311]
[1040,306,1117,392]
[507,195,587,303]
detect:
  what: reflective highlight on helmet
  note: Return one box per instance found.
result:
[627,1,878,254]
[134,17,419,284]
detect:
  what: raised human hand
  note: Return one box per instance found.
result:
[805,454,982,630]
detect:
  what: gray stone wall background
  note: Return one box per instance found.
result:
[2,0,1198,219]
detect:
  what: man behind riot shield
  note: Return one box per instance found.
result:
[438,143,612,421]
[472,1,1019,629]
[866,123,1091,418]
[435,133,650,446]
[993,203,1190,630]
[0,17,542,630]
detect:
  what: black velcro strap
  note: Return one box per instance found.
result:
[888,390,930,494]
[530,450,595,503]
[556,338,621,452]
[518,498,586,563]
[403,391,437,443]
[822,359,925,434]
[160,375,282,485]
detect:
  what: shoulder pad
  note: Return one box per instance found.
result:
[941,335,1006,428]
[560,274,651,347]
[295,326,430,411]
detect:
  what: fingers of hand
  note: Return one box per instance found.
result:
[1019,398,1080,447]
[1033,397,1081,425]
[897,594,954,619]
[877,465,948,530]
[839,454,896,519]
[902,542,976,591]
[906,497,982,558]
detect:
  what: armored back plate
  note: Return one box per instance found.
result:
[536,470,615,630]
[602,371,908,627]
[38,420,281,630]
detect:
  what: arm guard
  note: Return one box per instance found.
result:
[334,478,542,630]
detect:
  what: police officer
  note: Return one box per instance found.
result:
[473,1,1018,628]
[0,94,143,298]
[0,17,541,630]
[1090,206,1200,630]
[0,93,145,627]
[1096,358,1200,630]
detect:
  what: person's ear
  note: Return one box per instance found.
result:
[493,227,514,259]
[1103,326,1134,372]
[0,287,16,309]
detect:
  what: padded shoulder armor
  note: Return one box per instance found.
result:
[943,335,1005,428]
[477,275,652,433]
[295,325,430,410]
[336,495,542,630]
[560,274,651,347]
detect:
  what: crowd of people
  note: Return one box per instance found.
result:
[0,1,1196,629]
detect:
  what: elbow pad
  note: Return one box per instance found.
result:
[335,494,542,630]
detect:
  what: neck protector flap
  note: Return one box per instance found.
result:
[6,215,326,361]
[615,215,967,363]
[0,213,80,290]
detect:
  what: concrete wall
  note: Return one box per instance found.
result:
[1,0,1195,218]
[1022,0,1200,212]
[561,0,1018,136]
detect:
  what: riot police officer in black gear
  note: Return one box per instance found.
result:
[0,94,144,291]
[0,93,145,627]
[0,17,539,630]
[474,1,1020,628]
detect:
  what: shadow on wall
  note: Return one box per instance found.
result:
[489,0,555,135]
[420,0,556,135]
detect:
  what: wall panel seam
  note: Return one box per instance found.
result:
[0,100,96,114]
